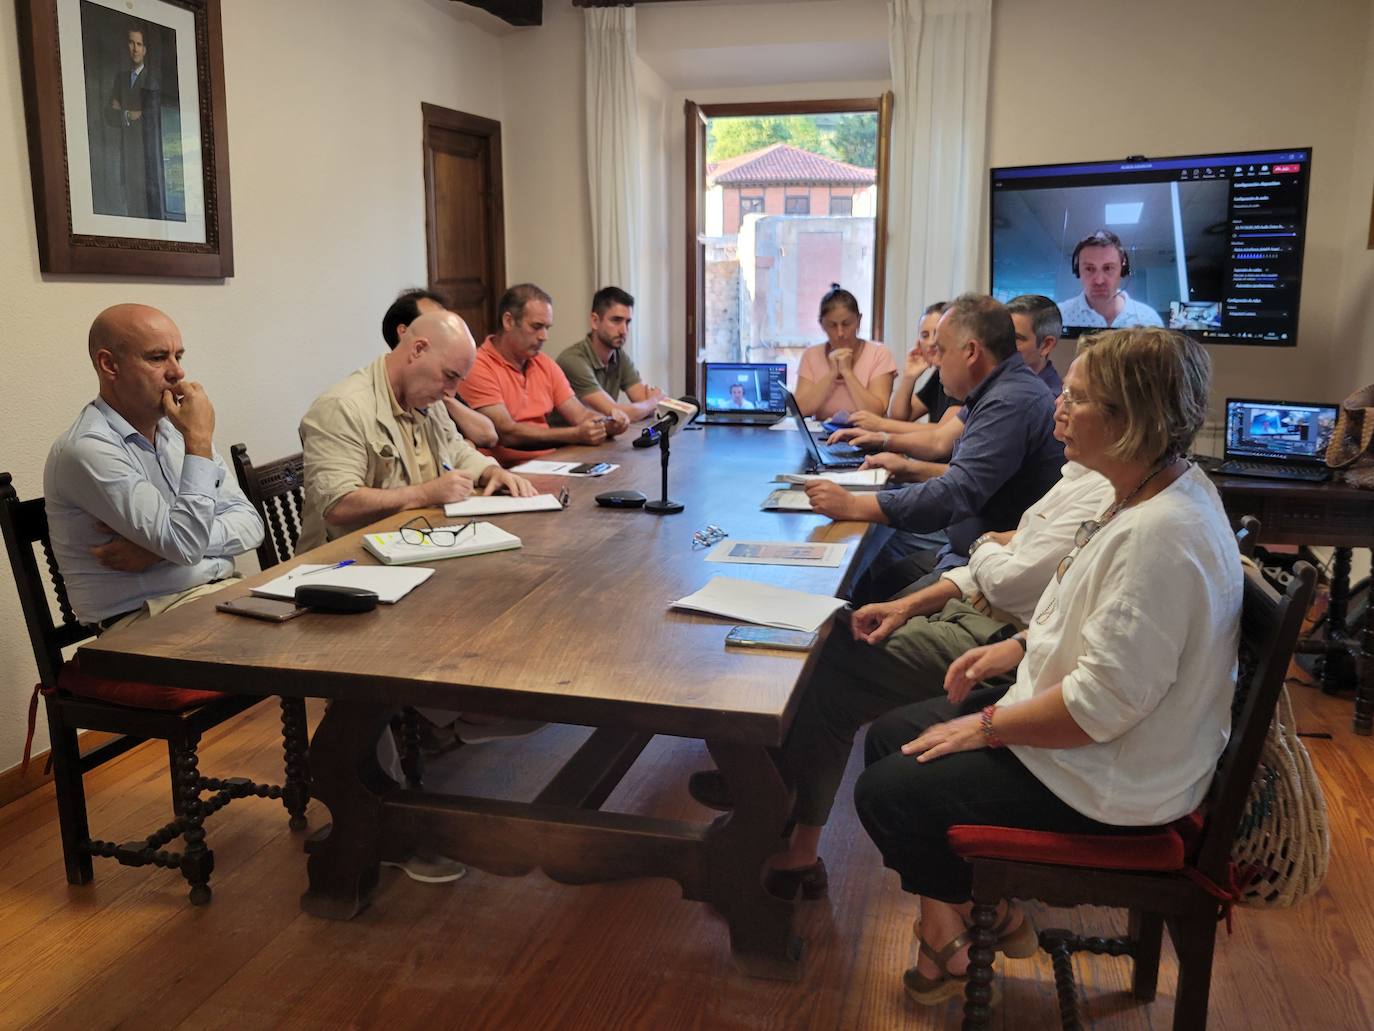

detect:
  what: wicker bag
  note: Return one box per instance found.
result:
[1231,685,1330,907]
[1325,383,1374,489]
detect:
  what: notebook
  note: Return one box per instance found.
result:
[774,469,889,490]
[444,494,564,517]
[699,362,788,425]
[1216,398,1337,482]
[362,521,522,565]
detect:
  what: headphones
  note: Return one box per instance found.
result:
[1071,230,1131,278]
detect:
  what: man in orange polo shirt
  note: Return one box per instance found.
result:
[460,283,628,466]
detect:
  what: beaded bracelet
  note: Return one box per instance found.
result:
[980,704,1005,749]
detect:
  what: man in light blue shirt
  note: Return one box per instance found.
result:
[44,304,263,628]
[1056,229,1164,330]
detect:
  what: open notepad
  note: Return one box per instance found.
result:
[252,564,434,604]
[362,521,522,565]
[670,576,846,632]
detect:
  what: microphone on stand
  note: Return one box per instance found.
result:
[633,397,698,448]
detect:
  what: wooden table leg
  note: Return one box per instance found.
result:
[1322,547,1354,696]
[1356,551,1373,736]
[300,699,395,920]
[703,739,802,981]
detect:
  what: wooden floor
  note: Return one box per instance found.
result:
[2,681,1371,1030]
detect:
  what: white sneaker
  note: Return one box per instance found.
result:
[381,851,467,883]
[454,718,549,744]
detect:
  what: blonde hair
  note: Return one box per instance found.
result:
[1076,327,1211,464]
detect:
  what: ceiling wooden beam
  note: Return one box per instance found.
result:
[457,0,542,26]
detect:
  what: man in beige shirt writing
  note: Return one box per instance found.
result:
[298,309,534,550]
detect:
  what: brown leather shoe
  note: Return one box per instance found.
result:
[687,769,733,810]
[763,857,828,900]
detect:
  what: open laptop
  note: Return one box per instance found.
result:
[1215,398,1337,482]
[782,388,866,470]
[699,363,787,425]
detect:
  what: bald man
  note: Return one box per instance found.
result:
[298,309,535,551]
[44,304,265,630]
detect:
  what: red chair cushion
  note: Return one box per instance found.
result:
[55,657,226,712]
[947,810,1205,873]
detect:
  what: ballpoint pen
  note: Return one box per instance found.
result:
[289,559,356,579]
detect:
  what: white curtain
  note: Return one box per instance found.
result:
[584,8,642,297]
[884,0,992,352]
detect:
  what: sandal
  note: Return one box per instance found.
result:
[992,908,1038,959]
[903,930,1004,1007]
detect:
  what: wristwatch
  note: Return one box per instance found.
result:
[969,532,997,557]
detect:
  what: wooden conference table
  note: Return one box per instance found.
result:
[80,424,861,979]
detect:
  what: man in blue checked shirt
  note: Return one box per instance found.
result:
[804,294,1064,604]
[44,304,264,632]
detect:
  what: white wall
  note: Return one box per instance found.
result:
[988,0,1373,410]
[0,0,505,772]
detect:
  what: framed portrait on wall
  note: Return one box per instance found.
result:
[15,0,233,277]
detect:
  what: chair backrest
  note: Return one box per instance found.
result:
[1193,558,1316,881]
[230,443,304,571]
[1235,514,1260,558]
[0,472,94,690]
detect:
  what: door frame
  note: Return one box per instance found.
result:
[683,95,894,398]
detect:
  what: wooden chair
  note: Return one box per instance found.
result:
[230,443,426,788]
[951,552,1317,1030]
[1,472,311,905]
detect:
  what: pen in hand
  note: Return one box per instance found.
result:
[289,559,356,580]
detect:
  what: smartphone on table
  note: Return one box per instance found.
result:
[724,626,817,652]
[216,596,308,622]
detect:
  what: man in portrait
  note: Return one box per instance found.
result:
[103,24,165,219]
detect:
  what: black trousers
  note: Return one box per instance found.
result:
[853,690,1154,904]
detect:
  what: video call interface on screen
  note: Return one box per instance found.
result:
[1225,400,1336,460]
[990,148,1312,346]
[704,363,788,413]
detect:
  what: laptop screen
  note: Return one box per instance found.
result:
[1224,399,1338,463]
[703,363,787,414]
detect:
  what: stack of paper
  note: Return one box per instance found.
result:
[670,576,847,632]
[768,417,824,433]
[775,469,889,489]
[761,489,813,512]
[252,564,434,604]
[444,494,563,517]
[362,521,522,565]
[509,460,619,477]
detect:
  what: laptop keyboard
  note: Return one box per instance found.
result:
[1216,460,1329,482]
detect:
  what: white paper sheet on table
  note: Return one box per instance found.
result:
[768,417,824,433]
[509,460,620,477]
[761,489,813,511]
[705,540,848,568]
[669,575,847,632]
[252,564,434,604]
[444,494,564,516]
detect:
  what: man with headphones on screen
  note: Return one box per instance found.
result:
[1056,229,1164,329]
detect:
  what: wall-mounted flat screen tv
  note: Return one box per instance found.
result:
[990,148,1312,345]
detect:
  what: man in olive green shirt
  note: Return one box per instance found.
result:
[553,286,665,425]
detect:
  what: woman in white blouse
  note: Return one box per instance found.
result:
[853,326,1243,1006]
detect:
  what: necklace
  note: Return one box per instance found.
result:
[1035,457,1184,624]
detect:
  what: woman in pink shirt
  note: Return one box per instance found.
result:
[794,284,897,421]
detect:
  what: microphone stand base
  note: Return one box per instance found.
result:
[644,499,685,515]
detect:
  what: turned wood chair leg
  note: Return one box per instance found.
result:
[171,731,214,906]
[1130,909,1164,1001]
[47,701,94,885]
[279,697,311,830]
[962,900,1000,1030]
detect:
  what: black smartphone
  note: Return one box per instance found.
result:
[569,462,611,475]
[724,626,817,652]
[216,596,308,622]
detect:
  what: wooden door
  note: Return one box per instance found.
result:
[422,103,505,341]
